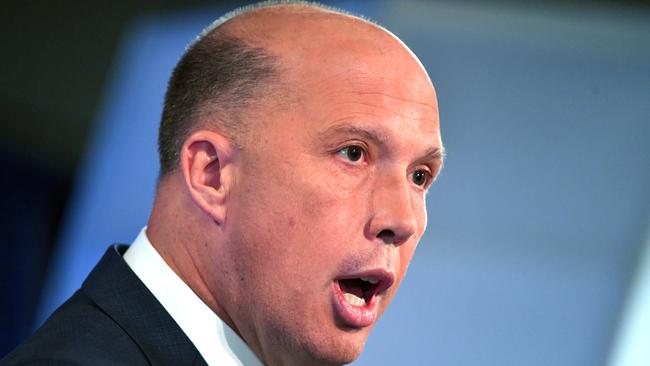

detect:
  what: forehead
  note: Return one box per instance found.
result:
[295,59,441,155]
[236,7,441,152]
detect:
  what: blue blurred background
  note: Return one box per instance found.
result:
[1,1,649,365]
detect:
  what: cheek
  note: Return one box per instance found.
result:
[275,154,369,230]
[323,162,372,202]
[232,145,375,283]
[287,174,365,259]
[409,188,428,235]
[399,241,418,275]
[233,160,358,274]
[393,196,426,290]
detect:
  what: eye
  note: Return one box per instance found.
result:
[338,145,365,163]
[411,169,431,187]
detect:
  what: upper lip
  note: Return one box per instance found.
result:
[336,269,395,296]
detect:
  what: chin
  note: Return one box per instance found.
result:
[262,322,368,366]
[258,298,376,365]
[296,327,370,366]
[302,343,364,366]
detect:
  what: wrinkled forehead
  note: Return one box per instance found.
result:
[291,31,440,138]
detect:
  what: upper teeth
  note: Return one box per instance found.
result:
[360,277,379,284]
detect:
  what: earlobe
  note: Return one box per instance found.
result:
[180,130,236,225]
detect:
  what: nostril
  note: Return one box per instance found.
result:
[377,229,395,243]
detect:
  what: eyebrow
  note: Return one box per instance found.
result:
[422,146,445,162]
[318,124,445,165]
[319,124,389,146]
[421,146,446,175]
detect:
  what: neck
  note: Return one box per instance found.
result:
[146,174,238,335]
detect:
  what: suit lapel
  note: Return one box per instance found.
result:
[82,245,207,366]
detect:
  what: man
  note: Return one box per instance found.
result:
[2,1,443,365]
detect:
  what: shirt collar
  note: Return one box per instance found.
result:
[124,228,263,366]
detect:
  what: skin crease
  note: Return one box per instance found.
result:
[147,4,443,366]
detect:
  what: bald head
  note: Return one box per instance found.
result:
[157,1,433,176]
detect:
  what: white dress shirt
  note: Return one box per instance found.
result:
[123,228,263,366]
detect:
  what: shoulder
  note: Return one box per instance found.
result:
[1,289,149,366]
[2,244,205,366]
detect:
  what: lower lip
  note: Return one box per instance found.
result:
[331,281,378,328]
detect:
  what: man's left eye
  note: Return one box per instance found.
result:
[338,145,365,162]
[412,169,431,187]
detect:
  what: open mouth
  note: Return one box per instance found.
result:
[332,271,395,328]
[338,277,381,307]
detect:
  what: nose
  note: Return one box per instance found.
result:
[366,173,418,246]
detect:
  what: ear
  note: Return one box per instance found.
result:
[179,130,237,226]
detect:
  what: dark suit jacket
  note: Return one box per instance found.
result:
[1,245,208,366]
